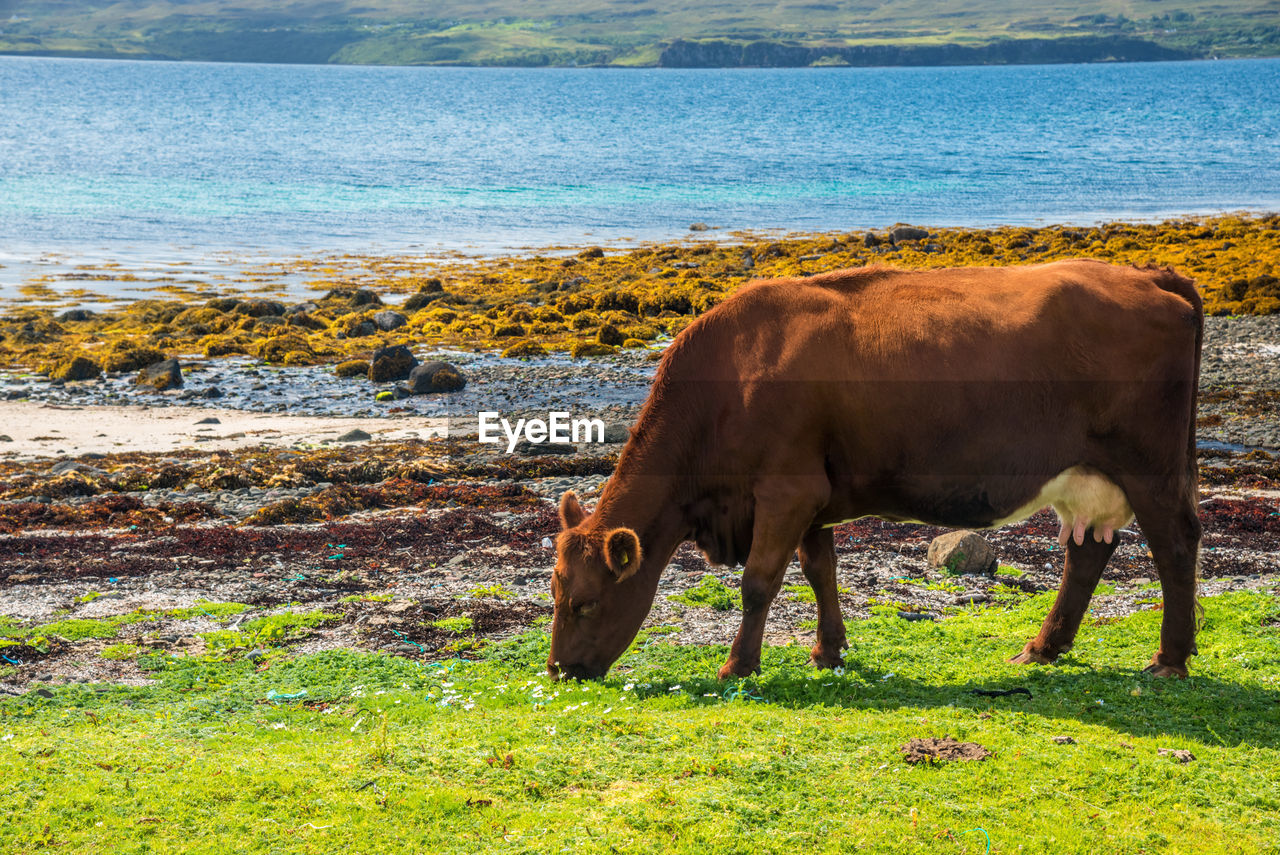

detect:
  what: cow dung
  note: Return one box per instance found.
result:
[900,736,992,764]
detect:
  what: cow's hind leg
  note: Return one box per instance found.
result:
[799,525,846,669]
[1129,490,1201,678]
[718,490,822,680]
[1011,532,1119,666]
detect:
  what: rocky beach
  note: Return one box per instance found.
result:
[2,219,1279,694]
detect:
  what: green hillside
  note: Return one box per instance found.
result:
[1,0,1277,65]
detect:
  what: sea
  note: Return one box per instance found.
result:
[1,55,1279,294]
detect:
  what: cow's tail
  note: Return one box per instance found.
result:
[1152,266,1205,628]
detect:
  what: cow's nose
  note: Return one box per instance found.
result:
[550,662,604,681]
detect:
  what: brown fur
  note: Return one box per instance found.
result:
[549,260,1203,680]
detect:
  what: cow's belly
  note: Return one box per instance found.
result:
[831,466,1134,545]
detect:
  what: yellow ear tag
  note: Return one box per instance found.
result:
[621,554,630,566]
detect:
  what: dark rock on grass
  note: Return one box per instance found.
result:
[901,737,991,764]
[56,309,97,322]
[928,530,997,576]
[49,356,100,382]
[889,225,930,244]
[898,610,939,621]
[136,358,183,391]
[368,345,418,383]
[1158,748,1196,763]
[337,429,372,442]
[373,310,408,332]
[406,361,466,394]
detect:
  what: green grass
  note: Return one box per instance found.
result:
[0,591,1277,852]
[1,0,1275,64]
[670,575,739,611]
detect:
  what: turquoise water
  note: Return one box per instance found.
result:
[2,56,1279,267]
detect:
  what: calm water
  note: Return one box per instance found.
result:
[2,56,1279,274]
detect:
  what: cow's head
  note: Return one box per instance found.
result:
[548,491,646,680]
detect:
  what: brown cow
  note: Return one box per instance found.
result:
[549,260,1202,681]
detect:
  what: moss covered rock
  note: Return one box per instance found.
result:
[335,359,370,378]
[49,355,101,381]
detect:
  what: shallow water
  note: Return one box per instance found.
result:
[3,56,1279,295]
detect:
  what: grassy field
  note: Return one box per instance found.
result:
[2,590,1277,853]
[1,0,1277,64]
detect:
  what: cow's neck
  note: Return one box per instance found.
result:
[590,428,691,584]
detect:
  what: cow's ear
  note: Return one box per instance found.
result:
[559,491,586,530]
[604,528,641,582]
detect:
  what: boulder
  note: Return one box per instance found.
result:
[368,345,418,383]
[406,361,466,394]
[863,232,882,248]
[49,356,100,382]
[136,358,183,391]
[927,530,997,576]
[334,359,370,378]
[56,309,97,322]
[372,310,408,331]
[235,299,286,318]
[889,226,930,244]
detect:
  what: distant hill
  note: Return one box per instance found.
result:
[2,0,1277,66]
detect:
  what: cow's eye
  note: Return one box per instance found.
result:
[574,601,599,618]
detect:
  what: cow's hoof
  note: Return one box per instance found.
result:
[1143,660,1188,679]
[807,644,846,671]
[1009,647,1054,666]
[717,660,759,680]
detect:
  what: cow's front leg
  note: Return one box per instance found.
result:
[1011,531,1118,665]
[718,501,818,680]
[799,525,846,669]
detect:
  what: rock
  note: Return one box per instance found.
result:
[335,360,371,378]
[863,232,882,248]
[740,251,755,270]
[372,311,408,331]
[195,417,221,425]
[368,345,418,383]
[136,358,183,391]
[244,649,267,662]
[688,222,710,231]
[337,429,372,442]
[1157,748,1196,763]
[35,688,55,699]
[898,610,939,622]
[389,642,421,655]
[235,299,286,317]
[597,324,625,346]
[56,309,97,322]
[953,592,989,606]
[49,355,100,382]
[347,320,378,338]
[516,441,577,456]
[928,530,997,576]
[1052,735,1076,745]
[406,361,466,394]
[602,424,631,444]
[0,435,11,442]
[203,386,223,399]
[349,288,382,307]
[889,225,930,244]
[502,340,548,359]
